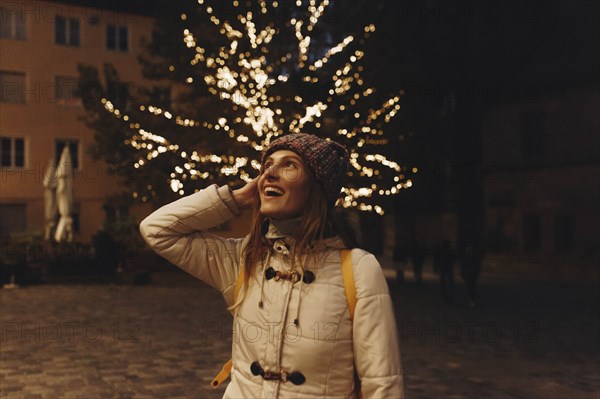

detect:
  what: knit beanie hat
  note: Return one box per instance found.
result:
[262,133,350,206]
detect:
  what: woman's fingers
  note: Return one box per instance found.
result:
[233,178,259,209]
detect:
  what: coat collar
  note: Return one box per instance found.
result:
[264,218,346,250]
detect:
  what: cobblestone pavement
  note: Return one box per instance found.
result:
[1,268,598,398]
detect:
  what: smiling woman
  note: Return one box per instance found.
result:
[258,151,310,219]
[139,133,404,398]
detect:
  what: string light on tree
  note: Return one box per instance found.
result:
[99,0,414,214]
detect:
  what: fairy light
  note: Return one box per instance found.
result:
[99,0,412,210]
[310,36,354,71]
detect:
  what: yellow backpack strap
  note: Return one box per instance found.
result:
[211,359,233,389]
[341,249,362,396]
[210,266,245,388]
[341,249,357,320]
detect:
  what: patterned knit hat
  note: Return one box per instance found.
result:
[262,133,350,206]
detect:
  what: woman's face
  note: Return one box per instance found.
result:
[258,150,310,219]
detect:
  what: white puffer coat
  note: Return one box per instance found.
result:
[140,184,404,398]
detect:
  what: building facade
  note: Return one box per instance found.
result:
[482,88,599,267]
[0,0,154,242]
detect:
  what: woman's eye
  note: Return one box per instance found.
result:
[285,161,296,168]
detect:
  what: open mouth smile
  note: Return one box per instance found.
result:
[264,186,285,197]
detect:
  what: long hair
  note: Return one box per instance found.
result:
[241,171,357,289]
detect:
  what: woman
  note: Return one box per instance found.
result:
[140,133,404,398]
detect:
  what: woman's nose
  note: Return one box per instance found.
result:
[266,163,280,178]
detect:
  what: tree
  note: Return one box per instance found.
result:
[79,0,411,213]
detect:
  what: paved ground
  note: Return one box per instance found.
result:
[0,266,598,398]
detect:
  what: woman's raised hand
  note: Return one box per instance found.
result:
[232,178,259,209]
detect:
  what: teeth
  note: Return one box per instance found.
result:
[265,187,284,195]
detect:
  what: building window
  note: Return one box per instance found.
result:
[0,71,26,103]
[55,76,81,105]
[1,137,25,168]
[554,214,574,252]
[107,24,128,51]
[55,16,80,46]
[55,139,79,169]
[522,213,541,250]
[0,5,26,39]
[0,204,26,236]
[520,109,544,159]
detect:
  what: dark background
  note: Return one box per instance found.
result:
[64,0,599,269]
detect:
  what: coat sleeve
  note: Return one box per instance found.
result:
[352,250,404,398]
[139,184,246,306]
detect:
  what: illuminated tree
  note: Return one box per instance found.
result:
[82,0,413,213]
